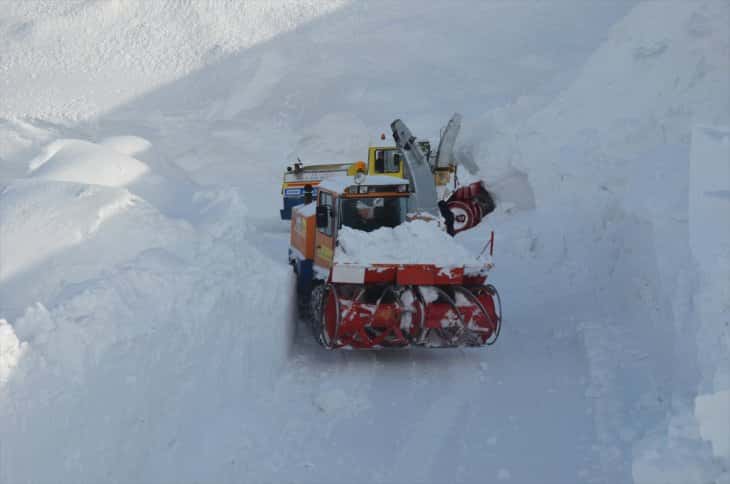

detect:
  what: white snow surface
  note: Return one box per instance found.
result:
[0,319,26,387]
[0,1,728,483]
[0,179,138,281]
[28,138,150,186]
[335,219,479,266]
[0,0,348,121]
[695,390,730,459]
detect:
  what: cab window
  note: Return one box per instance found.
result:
[340,196,407,232]
[374,150,401,174]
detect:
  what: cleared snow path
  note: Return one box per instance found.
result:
[243,216,602,484]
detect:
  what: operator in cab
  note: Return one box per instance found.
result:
[341,196,405,232]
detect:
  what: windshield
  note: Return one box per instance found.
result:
[340,196,407,232]
[374,149,402,173]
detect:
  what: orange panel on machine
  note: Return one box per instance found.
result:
[434,267,464,285]
[364,265,398,283]
[396,265,463,285]
[290,207,316,260]
[396,265,436,285]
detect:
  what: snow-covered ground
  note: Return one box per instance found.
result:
[1,1,728,483]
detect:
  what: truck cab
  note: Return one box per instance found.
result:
[288,175,410,286]
[280,146,417,220]
[366,143,432,179]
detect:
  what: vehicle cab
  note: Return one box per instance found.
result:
[279,161,352,219]
[288,174,410,286]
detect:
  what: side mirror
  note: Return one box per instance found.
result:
[316,206,329,228]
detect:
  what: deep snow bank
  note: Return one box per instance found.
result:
[0,319,26,387]
[28,138,150,186]
[25,136,200,218]
[0,173,295,484]
[0,238,293,484]
[471,0,728,208]
[0,179,137,281]
[466,1,729,482]
[0,177,194,324]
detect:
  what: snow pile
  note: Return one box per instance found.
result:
[28,138,150,186]
[0,178,191,321]
[0,241,293,483]
[335,219,482,266]
[0,319,26,387]
[513,0,729,211]
[0,180,138,281]
[695,390,730,459]
[25,136,199,218]
[0,128,295,484]
[0,118,59,182]
[463,1,729,481]
[0,176,295,482]
[98,135,153,157]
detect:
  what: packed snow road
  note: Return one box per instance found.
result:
[245,216,602,483]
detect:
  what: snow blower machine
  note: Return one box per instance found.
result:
[288,118,502,349]
[280,113,495,233]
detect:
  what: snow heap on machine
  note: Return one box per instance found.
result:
[335,219,481,267]
[322,174,490,280]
